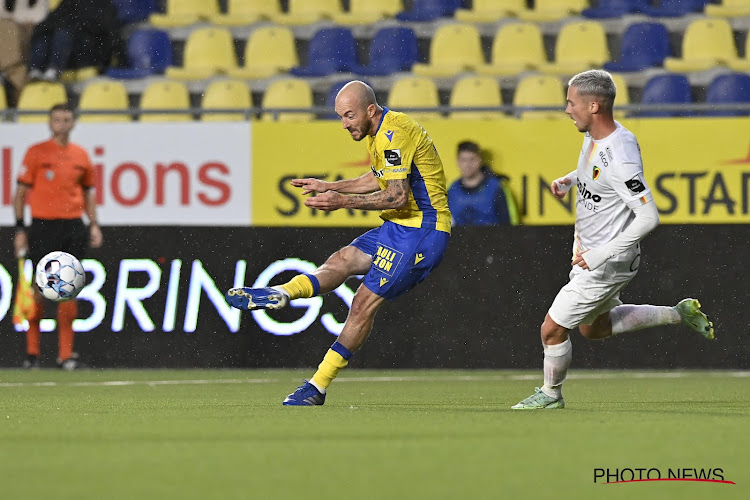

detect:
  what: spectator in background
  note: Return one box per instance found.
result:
[447,141,519,226]
[1,0,48,103]
[13,103,103,370]
[27,0,122,81]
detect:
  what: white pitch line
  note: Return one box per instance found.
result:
[0,371,748,388]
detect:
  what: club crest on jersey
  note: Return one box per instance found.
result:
[592,166,601,180]
[384,149,401,166]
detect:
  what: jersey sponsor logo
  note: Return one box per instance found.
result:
[384,130,394,142]
[625,176,646,194]
[384,149,402,166]
[606,146,613,162]
[379,277,388,287]
[414,253,425,264]
[598,151,609,168]
[577,181,602,203]
[370,165,384,178]
[592,166,601,180]
[373,243,403,277]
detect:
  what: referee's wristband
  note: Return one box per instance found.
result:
[15,219,26,231]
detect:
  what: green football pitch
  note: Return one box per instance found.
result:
[1,369,747,500]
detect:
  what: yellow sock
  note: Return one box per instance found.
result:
[279,274,316,300]
[311,349,349,390]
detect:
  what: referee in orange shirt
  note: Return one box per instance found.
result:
[13,103,103,370]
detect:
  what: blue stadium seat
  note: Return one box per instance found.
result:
[638,74,693,117]
[639,0,709,17]
[396,0,461,21]
[582,0,645,18]
[604,22,669,72]
[112,0,157,23]
[705,73,750,116]
[105,29,172,79]
[354,27,418,76]
[290,27,358,77]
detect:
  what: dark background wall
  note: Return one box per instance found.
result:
[0,225,745,369]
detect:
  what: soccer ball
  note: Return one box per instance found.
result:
[35,251,86,301]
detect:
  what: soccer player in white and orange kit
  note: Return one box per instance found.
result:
[512,70,715,409]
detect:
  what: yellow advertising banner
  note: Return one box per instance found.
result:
[252,116,750,226]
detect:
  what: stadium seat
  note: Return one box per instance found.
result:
[0,85,7,118]
[449,76,504,120]
[455,0,526,22]
[728,31,750,71]
[332,0,402,25]
[639,0,709,17]
[274,0,341,25]
[412,23,484,77]
[201,80,252,121]
[387,76,442,120]
[60,67,99,84]
[610,73,630,118]
[477,22,546,76]
[139,80,192,121]
[541,21,609,75]
[209,0,281,26]
[604,22,669,72]
[354,27,418,76]
[112,0,157,23]
[149,0,219,27]
[705,73,750,116]
[396,0,461,21]
[16,82,67,123]
[106,29,172,79]
[290,28,358,77]
[78,80,130,122]
[663,18,738,72]
[637,74,692,117]
[513,74,565,119]
[227,26,298,80]
[705,0,750,17]
[261,78,314,122]
[582,0,644,18]
[166,27,237,80]
[518,0,589,22]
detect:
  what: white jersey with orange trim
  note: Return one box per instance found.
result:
[572,121,653,259]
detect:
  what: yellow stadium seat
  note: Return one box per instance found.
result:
[541,21,609,75]
[387,76,442,121]
[150,0,219,28]
[412,23,484,77]
[166,27,237,80]
[273,0,342,25]
[664,18,738,72]
[449,76,504,120]
[455,0,526,22]
[17,82,67,123]
[78,80,130,122]
[140,80,192,122]
[513,74,565,119]
[49,0,62,9]
[705,0,750,17]
[209,0,281,26]
[227,26,298,80]
[0,85,7,120]
[477,22,546,76]
[518,0,588,22]
[332,0,402,25]
[201,80,251,121]
[609,73,629,119]
[728,30,750,71]
[60,67,99,83]
[261,78,314,122]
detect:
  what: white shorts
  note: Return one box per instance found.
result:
[548,244,641,330]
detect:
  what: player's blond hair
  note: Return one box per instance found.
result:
[569,70,616,110]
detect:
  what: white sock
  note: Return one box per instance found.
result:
[610,305,680,336]
[541,338,572,399]
[308,379,326,394]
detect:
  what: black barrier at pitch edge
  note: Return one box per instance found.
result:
[0,226,744,369]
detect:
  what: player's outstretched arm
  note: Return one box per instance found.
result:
[304,178,409,212]
[551,171,578,199]
[292,172,380,195]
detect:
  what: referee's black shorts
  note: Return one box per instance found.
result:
[28,218,88,266]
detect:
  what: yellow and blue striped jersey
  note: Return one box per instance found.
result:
[366,108,451,234]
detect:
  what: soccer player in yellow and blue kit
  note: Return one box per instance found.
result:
[226,81,451,405]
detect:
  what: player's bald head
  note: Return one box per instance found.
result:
[335,81,377,111]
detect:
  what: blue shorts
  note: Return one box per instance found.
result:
[350,221,450,301]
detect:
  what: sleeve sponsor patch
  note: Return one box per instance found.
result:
[625,175,646,194]
[384,149,402,166]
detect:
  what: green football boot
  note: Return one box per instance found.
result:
[674,298,715,340]
[511,387,565,410]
